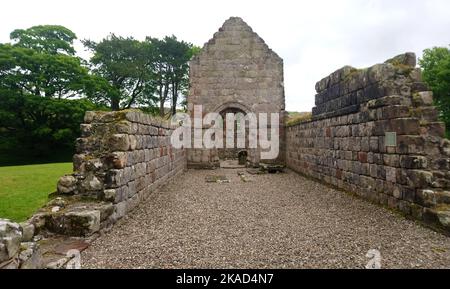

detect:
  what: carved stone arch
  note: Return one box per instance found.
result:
[212,102,253,162]
[213,102,252,114]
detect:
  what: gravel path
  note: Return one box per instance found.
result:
[82,169,450,268]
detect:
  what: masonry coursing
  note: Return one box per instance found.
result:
[286,53,450,232]
[1,110,187,269]
[2,18,450,270]
[187,17,286,167]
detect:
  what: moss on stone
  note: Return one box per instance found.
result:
[286,112,312,127]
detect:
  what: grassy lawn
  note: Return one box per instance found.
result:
[0,163,72,222]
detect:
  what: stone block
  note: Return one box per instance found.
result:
[385,52,416,67]
[19,242,42,269]
[0,220,22,262]
[416,189,437,207]
[399,155,427,169]
[57,175,77,195]
[385,166,397,183]
[50,210,101,237]
[421,122,446,138]
[19,223,35,242]
[396,135,425,154]
[389,118,420,135]
[107,152,128,169]
[406,170,433,188]
[383,154,400,167]
[413,91,433,106]
[109,134,130,151]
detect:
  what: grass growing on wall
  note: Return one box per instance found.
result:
[286,111,312,126]
[0,162,72,222]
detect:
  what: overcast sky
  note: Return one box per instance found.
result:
[1,0,449,112]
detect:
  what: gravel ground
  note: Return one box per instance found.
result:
[82,169,450,269]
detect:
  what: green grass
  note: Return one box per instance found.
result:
[286,111,312,126]
[0,163,72,222]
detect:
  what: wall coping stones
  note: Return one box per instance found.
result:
[312,53,419,120]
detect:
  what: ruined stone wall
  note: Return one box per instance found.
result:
[60,110,186,233]
[286,53,450,232]
[1,110,186,268]
[187,17,285,167]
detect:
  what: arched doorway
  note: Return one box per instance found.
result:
[218,106,248,161]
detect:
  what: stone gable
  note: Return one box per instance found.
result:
[188,17,285,114]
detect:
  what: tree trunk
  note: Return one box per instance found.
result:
[171,81,178,116]
[160,82,169,117]
[111,95,120,111]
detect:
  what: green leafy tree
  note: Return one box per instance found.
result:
[0,25,109,99]
[0,89,105,164]
[147,36,199,116]
[419,46,450,137]
[83,34,154,110]
[0,25,110,164]
[10,25,77,55]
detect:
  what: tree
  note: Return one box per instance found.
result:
[0,25,108,99]
[147,36,199,116]
[0,89,104,163]
[0,25,110,164]
[10,25,77,55]
[419,46,450,137]
[83,34,154,110]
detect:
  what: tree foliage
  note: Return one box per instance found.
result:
[0,24,199,164]
[148,36,198,116]
[10,25,77,55]
[83,34,154,110]
[84,35,199,114]
[0,89,104,163]
[419,46,450,137]
[1,25,109,99]
[0,25,109,164]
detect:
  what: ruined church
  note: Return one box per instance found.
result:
[187,17,286,168]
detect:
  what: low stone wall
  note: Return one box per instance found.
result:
[286,53,450,233]
[1,110,186,269]
[54,110,187,235]
[0,219,40,269]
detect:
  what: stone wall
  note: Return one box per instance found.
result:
[286,53,450,233]
[0,219,40,269]
[1,110,186,269]
[54,110,187,235]
[187,17,285,167]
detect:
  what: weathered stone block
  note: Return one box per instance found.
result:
[129,135,137,150]
[59,210,101,236]
[421,122,446,138]
[389,118,420,135]
[19,223,35,242]
[385,52,416,67]
[57,175,77,195]
[109,134,130,151]
[383,154,400,167]
[0,220,22,262]
[385,166,397,183]
[406,170,433,188]
[107,152,128,169]
[396,135,425,154]
[19,242,42,269]
[400,155,427,169]
[413,91,433,106]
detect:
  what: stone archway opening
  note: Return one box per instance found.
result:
[218,106,248,162]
